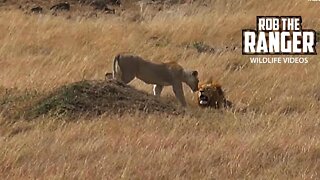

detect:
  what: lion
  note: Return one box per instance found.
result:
[105,54,199,106]
[197,82,232,109]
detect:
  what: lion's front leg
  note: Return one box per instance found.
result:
[172,82,187,107]
[153,84,163,97]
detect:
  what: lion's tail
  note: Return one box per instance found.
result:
[112,54,121,79]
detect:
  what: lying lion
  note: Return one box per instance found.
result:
[105,54,199,107]
[197,82,232,109]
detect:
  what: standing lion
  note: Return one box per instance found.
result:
[106,54,199,106]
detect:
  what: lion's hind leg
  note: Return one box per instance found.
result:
[120,71,135,84]
[112,65,134,84]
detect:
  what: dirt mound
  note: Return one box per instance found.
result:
[26,80,181,119]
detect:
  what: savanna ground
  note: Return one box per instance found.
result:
[1,0,320,179]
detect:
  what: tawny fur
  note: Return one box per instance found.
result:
[197,82,230,108]
[107,54,199,106]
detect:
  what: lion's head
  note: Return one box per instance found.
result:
[184,70,199,92]
[197,82,231,108]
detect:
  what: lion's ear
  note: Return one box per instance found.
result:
[216,86,224,96]
[192,71,198,77]
[105,72,113,80]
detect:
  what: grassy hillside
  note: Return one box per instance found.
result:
[1,0,320,178]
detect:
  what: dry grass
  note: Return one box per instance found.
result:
[1,0,320,179]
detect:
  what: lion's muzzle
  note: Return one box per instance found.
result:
[199,91,209,105]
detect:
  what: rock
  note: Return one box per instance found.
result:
[90,0,116,13]
[30,6,43,13]
[50,2,70,11]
